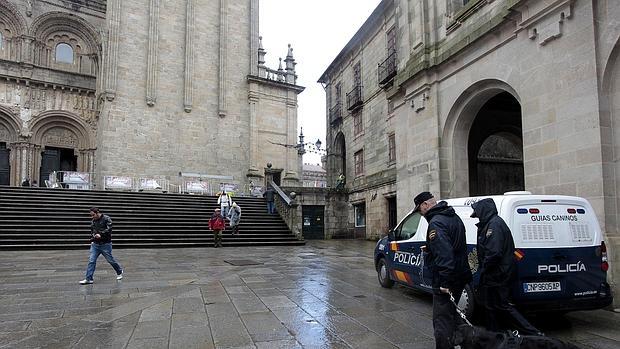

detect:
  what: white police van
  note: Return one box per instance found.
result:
[374,192,613,317]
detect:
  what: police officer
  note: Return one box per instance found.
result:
[415,191,472,349]
[471,198,543,335]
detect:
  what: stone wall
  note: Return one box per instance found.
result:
[321,0,620,305]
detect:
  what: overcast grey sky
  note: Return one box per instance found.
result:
[260,0,381,165]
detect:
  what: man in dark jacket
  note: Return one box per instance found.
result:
[79,207,123,284]
[416,191,472,349]
[471,198,542,335]
[263,187,276,214]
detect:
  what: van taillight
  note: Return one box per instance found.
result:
[567,208,576,214]
[601,241,609,272]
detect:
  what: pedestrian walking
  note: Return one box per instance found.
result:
[209,208,226,247]
[415,191,472,349]
[228,202,241,235]
[79,207,123,284]
[217,191,232,218]
[470,198,543,336]
[263,187,275,214]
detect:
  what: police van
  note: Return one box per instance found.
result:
[374,192,613,317]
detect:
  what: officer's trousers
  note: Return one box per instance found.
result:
[432,284,465,349]
[481,285,540,335]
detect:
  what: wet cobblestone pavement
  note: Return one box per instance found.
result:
[0,240,618,348]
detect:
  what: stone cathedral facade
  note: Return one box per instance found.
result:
[0,0,304,189]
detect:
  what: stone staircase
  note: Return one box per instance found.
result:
[0,186,304,249]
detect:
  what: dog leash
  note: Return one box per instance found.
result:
[448,291,474,327]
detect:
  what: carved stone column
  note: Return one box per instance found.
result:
[146,0,160,107]
[21,35,34,65]
[184,0,195,113]
[218,0,228,117]
[246,91,262,180]
[249,0,259,76]
[282,98,300,186]
[8,141,38,185]
[104,0,121,101]
[77,149,96,173]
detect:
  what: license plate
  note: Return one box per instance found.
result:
[523,281,561,293]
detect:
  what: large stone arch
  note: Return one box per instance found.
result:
[0,0,27,36]
[29,110,96,183]
[599,33,620,308]
[29,12,100,75]
[30,110,94,149]
[0,105,21,143]
[600,37,620,233]
[440,79,521,198]
[0,0,27,62]
[331,132,347,186]
[0,105,20,185]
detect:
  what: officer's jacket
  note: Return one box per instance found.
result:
[471,198,516,286]
[424,201,473,291]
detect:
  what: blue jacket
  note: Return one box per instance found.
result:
[424,201,473,291]
[471,198,516,287]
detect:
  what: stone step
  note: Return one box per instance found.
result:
[0,187,303,249]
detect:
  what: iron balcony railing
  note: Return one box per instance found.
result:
[378,50,397,85]
[346,85,363,111]
[329,101,342,125]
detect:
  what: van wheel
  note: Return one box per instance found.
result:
[377,258,394,288]
[457,284,475,320]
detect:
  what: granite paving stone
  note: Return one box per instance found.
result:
[0,241,616,348]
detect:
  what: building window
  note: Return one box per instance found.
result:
[354,203,366,227]
[387,99,394,115]
[353,112,363,136]
[388,133,396,163]
[353,62,361,87]
[55,43,74,64]
[387,26,396,54]
[0,32,3,50]
[335,82,341,103]
[354,150,364,176]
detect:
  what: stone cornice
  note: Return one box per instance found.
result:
[247,75,305,94]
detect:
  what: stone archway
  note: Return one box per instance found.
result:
[467,92,524,195]
[599,33,620,308]
[600,38,620,239]
[331,132,346,186]
[0,106,20,185]
[30,111,95,185]
[441,80,522,198]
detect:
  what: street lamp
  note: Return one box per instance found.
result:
[269,128,323,156]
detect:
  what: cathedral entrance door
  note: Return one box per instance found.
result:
[0,142,9,185]
[468,92,524,196]
[40,147,77,185]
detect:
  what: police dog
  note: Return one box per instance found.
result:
[453,324,581,349]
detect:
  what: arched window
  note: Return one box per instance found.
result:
[0,32,3,50]
[55,43,73,63]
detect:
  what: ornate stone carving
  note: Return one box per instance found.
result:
[0,125,9,141]
[518,0,574,46]
[146,0,160,107]
[42,127,78,148]
[26,0,33,17]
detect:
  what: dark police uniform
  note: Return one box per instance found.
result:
[424,201,473,349]
[471,198,542,335]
